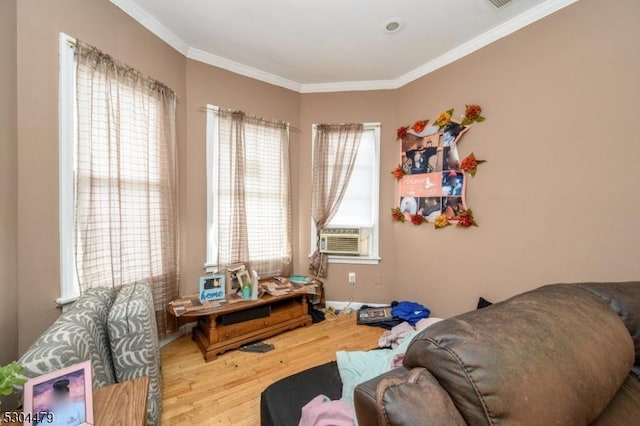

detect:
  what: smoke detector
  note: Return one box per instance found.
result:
[383,18,404,34]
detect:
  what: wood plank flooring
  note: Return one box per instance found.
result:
[160,311,383,425]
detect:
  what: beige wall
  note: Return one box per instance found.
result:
[298,91,398,304]
[390,0,640,316]
[180,60,301,295]
[10,0,639,352]
[296,0,640,316]
[15,0,187,352]
[0,0,18,364]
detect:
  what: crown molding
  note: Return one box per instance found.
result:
[109,0,189,55]
[186,48,302,92]
[111,0,578,94]
[299,79,399,94]
[394,0,578,88]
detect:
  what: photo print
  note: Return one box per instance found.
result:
[442,197,465,219]
[441,171,464,196]
[203,277,221,290]
[401,153,412,174]
[399,196,419,215]
[442,146,461,171]
[418,197,442,220]
[406,149,428,174]
[441,121,468,147]
[33,369,87,426]
[23,361,94,426]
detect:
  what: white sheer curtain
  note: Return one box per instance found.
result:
[212,109,292,277]
[310,123,364,277]
[74,40,179,337]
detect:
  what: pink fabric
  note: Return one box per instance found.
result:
[378,322,415,348]
[299,394,354,426]
[415,317,444,331]
[391,354,405,369]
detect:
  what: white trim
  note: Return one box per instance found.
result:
[328,256,381,265]
[111,0,576,93]
[159,321,196,348]
[299,79,398,94]
[393,0,579,89]
[187,48,302,93]
[58,33,80,304]
[310,123,381,265]
[325,301,389,311]
[55,295,78,308]
[109,0,189,55]
[205,105,219,268]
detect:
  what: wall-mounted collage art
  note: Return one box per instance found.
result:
[391,105,486,229]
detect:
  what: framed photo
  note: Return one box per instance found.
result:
[237,270,252,287]
[199,274,226,302]
[23,360,94,426]
[225,263,246,295]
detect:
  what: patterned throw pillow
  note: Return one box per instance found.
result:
[108,280,162,426]
[19,287,117,388]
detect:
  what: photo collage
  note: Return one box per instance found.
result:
[398,122,469,222]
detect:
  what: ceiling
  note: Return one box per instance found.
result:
[110,0,576,93]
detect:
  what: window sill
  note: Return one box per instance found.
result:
[56,294,79,312]
[328,255,381,265]
[56,295,79,306]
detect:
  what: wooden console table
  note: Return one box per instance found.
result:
[169,291,313,362]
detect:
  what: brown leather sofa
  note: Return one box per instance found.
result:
[354,282,640,425]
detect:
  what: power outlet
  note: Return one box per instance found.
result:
[348,272,356,285]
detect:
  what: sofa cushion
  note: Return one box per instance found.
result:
[591,374,640,425]
[19,287,117,388]
[574,282,640,378]
[108,280,161,426]
[403,284,635,425]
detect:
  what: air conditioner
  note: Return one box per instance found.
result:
[319,228,360,255]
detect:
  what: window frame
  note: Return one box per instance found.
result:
[205,105,220,271]
[309,123,381,265]
[58,32,79,304]
[204,105,292,272]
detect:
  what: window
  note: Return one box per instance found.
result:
[206,106,292,276]
[311,123,381,264]
[58,33,179,322]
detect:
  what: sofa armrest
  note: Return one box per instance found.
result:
[574,282,640,376]
[354,367,465,426]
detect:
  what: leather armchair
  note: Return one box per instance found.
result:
[354,282,640,425]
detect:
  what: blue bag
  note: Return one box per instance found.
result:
[391,301,430,325]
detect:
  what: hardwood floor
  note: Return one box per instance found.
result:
[160,311,383,425]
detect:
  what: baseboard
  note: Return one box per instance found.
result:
[325,300,389,312]
[159,321,196,348]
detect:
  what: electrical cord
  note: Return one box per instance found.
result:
[342,281,355,314]
[322,279,356,320]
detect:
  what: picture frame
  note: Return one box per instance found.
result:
[225,263,246,296]
[23,360,94,426]
[236,270,252,298]
[199,274,226,302]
